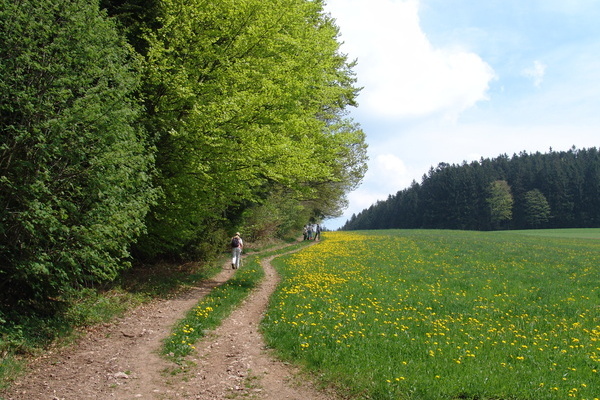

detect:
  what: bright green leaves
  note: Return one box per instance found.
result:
[523,189,551,228]
[487,180,514,229]
[139,0,367,256]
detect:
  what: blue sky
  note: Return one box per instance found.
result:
[323,0,600,230]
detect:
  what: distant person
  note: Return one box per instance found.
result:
[307,224,313,240]
[314,224,321,241]
[303,225,308,241]
[230,232,243,269]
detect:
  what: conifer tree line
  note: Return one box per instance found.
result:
[341,147,600,231]
[0,0,367,310]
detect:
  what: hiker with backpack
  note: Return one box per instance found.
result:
[230,232,244,269]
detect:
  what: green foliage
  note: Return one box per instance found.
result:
[134,0,367,258]
[264,230,600,400]
[487,180,513,229]
[100,0,161,54]
[523,189,551,228]
[240,189,311,242]
[0,0,157,308]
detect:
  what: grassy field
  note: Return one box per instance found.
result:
[262,230,600,400]
[510,228,600,240]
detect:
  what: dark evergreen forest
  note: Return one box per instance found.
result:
[341,147,600,231]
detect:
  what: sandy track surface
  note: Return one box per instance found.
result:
[3,245,337,400]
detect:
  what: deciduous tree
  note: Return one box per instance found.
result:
[136,0,366,258]
[487,180,513,229]
[0,0,156,307]
[523,189,551,228]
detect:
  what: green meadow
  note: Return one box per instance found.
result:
[262,230,600,400]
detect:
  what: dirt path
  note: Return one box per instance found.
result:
[3,245,336,400]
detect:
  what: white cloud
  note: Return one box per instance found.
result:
[323,0,600,231]
[358,153,413,199]
[348,190,384,212]
[522,60,547,88]
[373,153,407,183]
[326,0,496,120]
[346,154,413,209]
[322,188,383,230]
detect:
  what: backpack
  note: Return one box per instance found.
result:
[231,237,240,248]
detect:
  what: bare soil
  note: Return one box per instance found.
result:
[2,245,338,400]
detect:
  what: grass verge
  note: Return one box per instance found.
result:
[162,240,314,364]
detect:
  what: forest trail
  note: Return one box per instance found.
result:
[2,244,336,400]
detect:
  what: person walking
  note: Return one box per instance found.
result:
[314,223,321,241]
[230,232,243,269]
